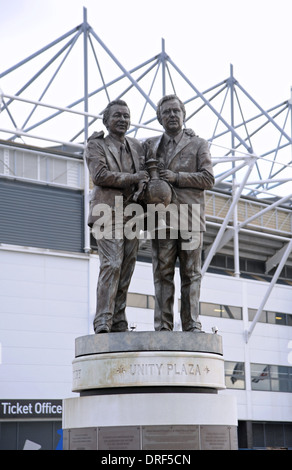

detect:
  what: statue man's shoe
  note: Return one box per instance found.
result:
[95,326,110,334]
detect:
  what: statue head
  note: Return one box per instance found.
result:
[156,94,186,128]
[102,100,131,138]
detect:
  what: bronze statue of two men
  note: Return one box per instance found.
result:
[85,95,214,334]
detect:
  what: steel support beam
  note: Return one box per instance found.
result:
[0,92,159,133]
[265,242,292,274]
[83,7,90,253]
[0,25,81,79]
[236,81,292,146]
[161,38,166,96]
[214,160,249,185]
[168,57,253,152]
[0,126,84,148]
[202,157,256,275]
[204,227,234,258]
[89,28,156,111]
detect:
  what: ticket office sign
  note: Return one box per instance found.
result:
[0,399,62,420]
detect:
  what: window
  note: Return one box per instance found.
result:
[225,361,245,389]
[271,366,292,392]
[0,146,83,189]
[248,308,266,323]
[267,311,286,325]
[14,151,38,179]
[248,309,292,326]
[127,293,155,309]
[251,364,271,391]
[200,302,242,320]
[251,363,292,392]
[48,158,67,185]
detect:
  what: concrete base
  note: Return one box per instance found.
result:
[62,332,238,450]
[63,393,238,450]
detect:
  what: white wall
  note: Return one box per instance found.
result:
[0,246,90,399]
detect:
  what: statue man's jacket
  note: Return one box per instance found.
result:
[85,131,145,228]
[144,129,215,232]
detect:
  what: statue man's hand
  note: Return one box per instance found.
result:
[135,170,149,183]
[159,169,177,184]
[132,171,149,202]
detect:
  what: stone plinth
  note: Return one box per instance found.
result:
[62,331,238,450]
[72,331,225,392]
[74,331,222,356]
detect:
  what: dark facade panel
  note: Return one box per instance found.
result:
[0,421,62,450]
[0,178,84,252]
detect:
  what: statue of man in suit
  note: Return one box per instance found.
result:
[144,94,215,332]
[85,100,149,333]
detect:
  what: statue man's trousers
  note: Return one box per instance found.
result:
[151,233,202,331]
[93,235,139,333]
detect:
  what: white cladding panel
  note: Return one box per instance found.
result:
[0,248,90,399]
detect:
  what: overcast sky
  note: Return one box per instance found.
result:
[1,0,292,109]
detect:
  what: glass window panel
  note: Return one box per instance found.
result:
[23,154,37,179]
[1,148,82,189]
[200,302,221,317]
[267,311,286,325]
[269,365,280,380]
[39,156,48,181]
[15,151,24,177]
[147,295,155,309]
[127,293,147,308]
[225,361,245,389]
[277,365,289,378]
[200,302,242,320]
[248,308,256,321]
[127,293,156,309]
[9,153,16,175]
[67,161,83,188]
[249,309,292,326]
[53,159,67,184]
[270,370,280,391]
[271,379,288,392]
[271,366,290,392]
[248,308,266,323]
[251,364,292,393]
[251,364,270,391]
[222,305,242,320]
[0,150,4,174]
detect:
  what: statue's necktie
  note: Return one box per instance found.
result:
[120,143,131,173]
[165,138,175,165]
